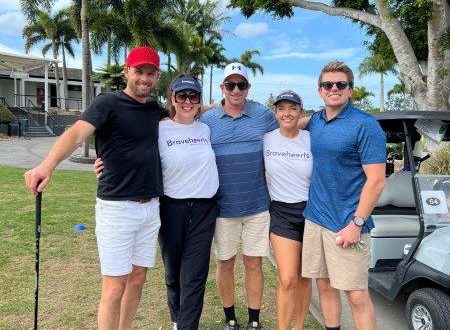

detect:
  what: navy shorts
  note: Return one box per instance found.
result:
[269,200,307,242]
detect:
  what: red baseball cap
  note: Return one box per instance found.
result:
[125,46,160,68]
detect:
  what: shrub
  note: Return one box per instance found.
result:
[0,104,15,124]
[421,144,450,175]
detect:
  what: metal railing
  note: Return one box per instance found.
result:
[13,94,83,112]
[27,99,39,112]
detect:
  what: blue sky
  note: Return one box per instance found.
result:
[0,0,399,109]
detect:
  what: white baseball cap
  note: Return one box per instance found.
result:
[223,62,249,82]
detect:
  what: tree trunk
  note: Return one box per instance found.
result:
[167,52,171,73]
[52,40,61,109]
[380,72,384,111]
[209,65,213,104]
[61,41,69,111]
[426,1,449,111]
[107,34,112,67]
[81,0,92,157]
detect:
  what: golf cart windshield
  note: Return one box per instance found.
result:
[416,174,450,226]
[374,111,450,225]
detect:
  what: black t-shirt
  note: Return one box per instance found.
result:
[81,90,163,200]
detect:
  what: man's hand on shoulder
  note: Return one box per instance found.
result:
[297,116,311,130]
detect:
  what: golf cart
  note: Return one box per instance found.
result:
[369,111,450,330]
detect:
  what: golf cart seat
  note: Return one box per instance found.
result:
[377,170,415,208]
[370,214,420,269]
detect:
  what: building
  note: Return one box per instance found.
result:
[0,51,103,113]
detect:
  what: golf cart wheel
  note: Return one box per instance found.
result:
[406,288,450,330]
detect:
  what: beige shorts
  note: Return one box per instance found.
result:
[214,211,270,260]
[301,220,371,290]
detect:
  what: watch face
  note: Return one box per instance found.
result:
[354,217,365,227]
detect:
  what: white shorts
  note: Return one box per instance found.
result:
[95,198,161,276]
[214,211,270,260]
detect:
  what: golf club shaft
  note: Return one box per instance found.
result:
[34,191,42,330]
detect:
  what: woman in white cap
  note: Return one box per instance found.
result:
[263,91,312,330]
[94,74,219,330]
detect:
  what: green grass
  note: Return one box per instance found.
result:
[0,165,321,329]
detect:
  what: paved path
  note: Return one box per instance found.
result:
[0,137,94,171]
[1,136,409,329]
[309,283,408,329]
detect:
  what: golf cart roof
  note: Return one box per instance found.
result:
[373,111,450,143]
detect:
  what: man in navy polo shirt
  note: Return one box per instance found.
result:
[302,61,386,330]
[201,63,278,330]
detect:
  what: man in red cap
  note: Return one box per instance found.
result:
[25,46,164,330]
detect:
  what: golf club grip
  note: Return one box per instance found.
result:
[34,191,42,330]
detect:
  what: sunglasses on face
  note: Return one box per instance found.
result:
[174,91,201,104]
[320,81,350,91]
[223,81,250,91]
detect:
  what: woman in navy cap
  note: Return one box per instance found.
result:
[263,90,313,330]
[94,74,219,329]
[158,74,219,330]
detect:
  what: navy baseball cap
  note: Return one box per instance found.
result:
[171,76,202,93]
[274,91,303,107]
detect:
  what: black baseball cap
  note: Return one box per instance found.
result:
[274,91,303,107]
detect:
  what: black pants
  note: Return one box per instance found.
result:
[159,195,218,330]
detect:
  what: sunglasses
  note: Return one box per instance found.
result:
[174,91,201,104]
[320,81,350,91]
[223,81,250,91]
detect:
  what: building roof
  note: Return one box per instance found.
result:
[28,66,83,81]
[0,51,57,71]
[0,51,100,83]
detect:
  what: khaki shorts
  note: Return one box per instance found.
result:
[302,220,371,290]
[214,211,270,260]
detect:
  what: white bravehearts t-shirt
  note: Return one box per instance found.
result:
[158,120,219,199]
[263,129,313,203]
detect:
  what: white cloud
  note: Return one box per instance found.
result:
[268,33,311,55]
[263,48,359,61]
[0,11,25,37]
[234,22,269,38]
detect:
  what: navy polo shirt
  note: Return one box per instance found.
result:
[303,102,386,233]
[200,102,278,217]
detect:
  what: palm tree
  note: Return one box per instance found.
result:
[50,9,78,110]
[205,37,227,103]
[169,0,230,83]
[229,49,264,76]
[23,9,63,107]
[351,86,375,111]
[67,0,95,156]
[359,53,397,112]
[92,64,126,91]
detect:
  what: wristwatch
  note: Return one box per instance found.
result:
[352,216,366,227]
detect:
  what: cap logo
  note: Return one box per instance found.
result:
[232,65,242,71]
[280,93,293,98]
[181,80,195,85]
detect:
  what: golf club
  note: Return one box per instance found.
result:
[34,190,42,330]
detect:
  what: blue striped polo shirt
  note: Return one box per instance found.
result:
[200,102,278,217]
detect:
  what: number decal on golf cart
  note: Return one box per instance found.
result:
[420,190,448,214]
[426,197,441,206]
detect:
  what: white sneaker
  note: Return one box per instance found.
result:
[173,322,177,330]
